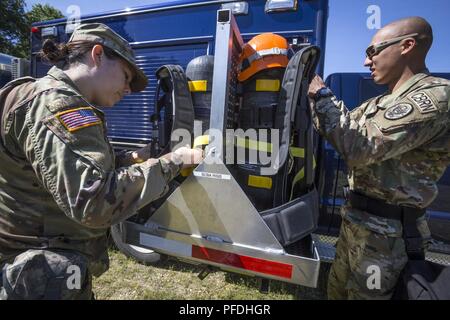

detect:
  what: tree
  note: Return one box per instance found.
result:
[27,4,65,25]
[0,1,64,58]
[21,4,65,57]
[0,0,29,57]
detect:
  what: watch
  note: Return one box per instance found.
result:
[131,151,145,163]
[313,87,333,101]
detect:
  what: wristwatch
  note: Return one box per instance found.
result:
[131,151,145,163]
[313,87,333,101]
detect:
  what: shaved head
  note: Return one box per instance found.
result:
[375,16,433,56]
[365,16,433,91]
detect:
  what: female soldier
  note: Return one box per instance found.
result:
[0,23,202,299]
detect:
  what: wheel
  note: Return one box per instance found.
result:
[110,179,180,265]
[110,223,166,265]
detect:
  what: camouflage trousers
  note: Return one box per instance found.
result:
[0,249,93,300]
[327,218,408,300]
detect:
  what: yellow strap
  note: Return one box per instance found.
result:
[289,147,305,158]
[255,79,280,92]
[234,141,302,156]
[248,175,273,190]
[289,157,317,200]
[194,135,210,149]
[180,167,194,177]
[188,80,207,92]
[235,137,272,153]
[180,135,210,177]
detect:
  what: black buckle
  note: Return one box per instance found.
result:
[405,237,423,251]
[402,206,425,221]
[404,237,425,260]
[346,189,369,212]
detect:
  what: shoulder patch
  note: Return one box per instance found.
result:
[408,91,438,113]
[56,107,102,132]
[46,94,87,113]
[384,103,413,120]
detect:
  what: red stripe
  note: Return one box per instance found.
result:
[60,111,99,128]
[65,117,99,126]
[61,112,79,118]
[191,245,293,279]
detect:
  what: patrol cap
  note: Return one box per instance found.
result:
[69,23,148,92]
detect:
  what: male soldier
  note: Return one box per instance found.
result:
[0,23,202,299]
[308,17,449,299]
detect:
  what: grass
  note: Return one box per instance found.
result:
[92,249,329,300]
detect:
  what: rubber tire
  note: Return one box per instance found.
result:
[110,223,166,265]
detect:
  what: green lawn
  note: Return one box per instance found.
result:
[92,249,329,300]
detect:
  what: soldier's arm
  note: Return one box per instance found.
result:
[115,150,137,167]
[310,84,449,168]
[115,143,153,167]
[14,93,182,229]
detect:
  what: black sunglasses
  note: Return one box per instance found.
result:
[365,33,419,59]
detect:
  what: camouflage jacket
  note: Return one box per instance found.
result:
[0,67,181,275]
[311,72,450,237]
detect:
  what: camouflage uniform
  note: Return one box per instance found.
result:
[0,25,182,300]
[310,72,450,299]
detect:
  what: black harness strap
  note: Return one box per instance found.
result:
[153,65,195,151]
[272,46,320,204]
[345,188,426,260]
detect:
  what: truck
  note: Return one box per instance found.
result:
[29,0,450,291]
[0,53,13,88]
[0,53,31,87]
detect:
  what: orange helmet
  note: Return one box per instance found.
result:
[238,33,289,82]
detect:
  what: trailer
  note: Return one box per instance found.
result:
[29,0,450,291]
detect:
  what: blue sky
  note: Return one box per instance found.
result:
[25,0,450,78]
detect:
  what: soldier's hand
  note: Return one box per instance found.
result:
[131,143,153,163]
[308,74,326,98]
[172,146,204,169]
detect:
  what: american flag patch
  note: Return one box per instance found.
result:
[56,107,102,132]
